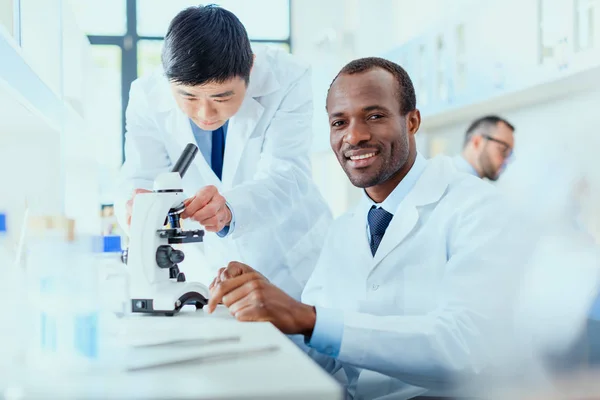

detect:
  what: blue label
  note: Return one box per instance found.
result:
[40,312,57,352]
[74,312,98,359]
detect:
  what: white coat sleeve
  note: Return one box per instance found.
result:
[331,195,532,389]
[114,80,172,230]
[223,68,317,238]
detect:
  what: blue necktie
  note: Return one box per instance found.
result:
[368,206,393,256]
[211,126,225,180]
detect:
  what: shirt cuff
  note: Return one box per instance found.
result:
[305,307,343,358]
[216,202,235,238]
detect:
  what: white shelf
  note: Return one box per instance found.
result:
[420,50,600,130]
[0,7,100,236]
[0,24,63,134]
[380,0,600,131]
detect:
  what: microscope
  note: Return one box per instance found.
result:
[123,143,209,316]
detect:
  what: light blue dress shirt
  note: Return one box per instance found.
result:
[307,153,428,358]
[189,120,235,237]
[452,154,479,177]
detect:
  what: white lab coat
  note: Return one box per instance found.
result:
[302,155,534,399]
[115,46,332,298]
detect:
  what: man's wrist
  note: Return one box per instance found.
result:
[296,303,316,338]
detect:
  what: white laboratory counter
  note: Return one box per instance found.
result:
[4,307,343,399]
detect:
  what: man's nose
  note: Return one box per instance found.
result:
[197,101,218,121]
[344,121,371,146]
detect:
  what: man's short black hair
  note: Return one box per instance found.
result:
[329,57,417,115]
[161,4,253,86]
[464,115,515,146]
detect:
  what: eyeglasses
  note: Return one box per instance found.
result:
[482,135,513,159]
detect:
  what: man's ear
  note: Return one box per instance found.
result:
[407,109,421,136]
[471,135,482,149]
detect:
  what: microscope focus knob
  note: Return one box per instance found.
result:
[170,249,185,264]
[156,245,185,268]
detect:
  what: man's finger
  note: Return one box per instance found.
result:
[192,203,222,225]
[197,214,220,228]
[221,263,248,281]
[207,272,263,313]
[203,224,220,233]
[222,280,262,309]
[208,276,219,291]
[181,197,195,218]
[183,194,212,219]
[209,267,226,290]
[234,306,268,323]
[228,297,256,318]
[183,186,217,218]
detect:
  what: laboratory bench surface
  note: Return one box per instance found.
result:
[2,306,343,399]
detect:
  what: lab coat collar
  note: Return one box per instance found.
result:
[371,155,453,269]
[245,47,281,98]
[452,154,479,177]
[349,155,454,272]
[166,95,266,190]
[361,152,427,214]
[152,47,280,188]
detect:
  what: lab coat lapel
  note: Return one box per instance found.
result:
[169,108,222,190]
[370,157,451,272]
[349,198,376,266]
[221,96,264,188]
[372,201,419,267]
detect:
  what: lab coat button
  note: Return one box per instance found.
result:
[371,284,379,291]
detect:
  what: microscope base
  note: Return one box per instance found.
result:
[131,282,210,316]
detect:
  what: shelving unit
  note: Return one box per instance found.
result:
[0,25,63,134]
[0,0,101,237]
[382,0,600,131]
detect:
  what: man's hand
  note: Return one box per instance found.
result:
[209,261,259,292]
[126,189,152,226]
[181,185,232,233]
[208,262,316,336]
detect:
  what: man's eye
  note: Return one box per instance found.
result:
[368,114,383,120]
[214,99,230,103]
[331,120,345,127]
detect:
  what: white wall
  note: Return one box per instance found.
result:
[292,0,409,215]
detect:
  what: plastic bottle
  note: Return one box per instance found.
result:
[94,235,129,318]
[91,234,130,373]
[24,226,102,375]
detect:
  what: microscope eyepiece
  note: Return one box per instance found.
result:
[171,143,199,178]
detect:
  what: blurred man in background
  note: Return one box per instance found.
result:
[454,115,515,180]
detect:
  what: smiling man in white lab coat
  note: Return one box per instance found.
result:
[115,5,331,298]
[207,57,533,399]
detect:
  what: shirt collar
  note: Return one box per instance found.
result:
[452,154,479,177]
[362,152,428,215]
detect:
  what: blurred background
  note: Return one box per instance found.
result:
[0,0,599,238]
